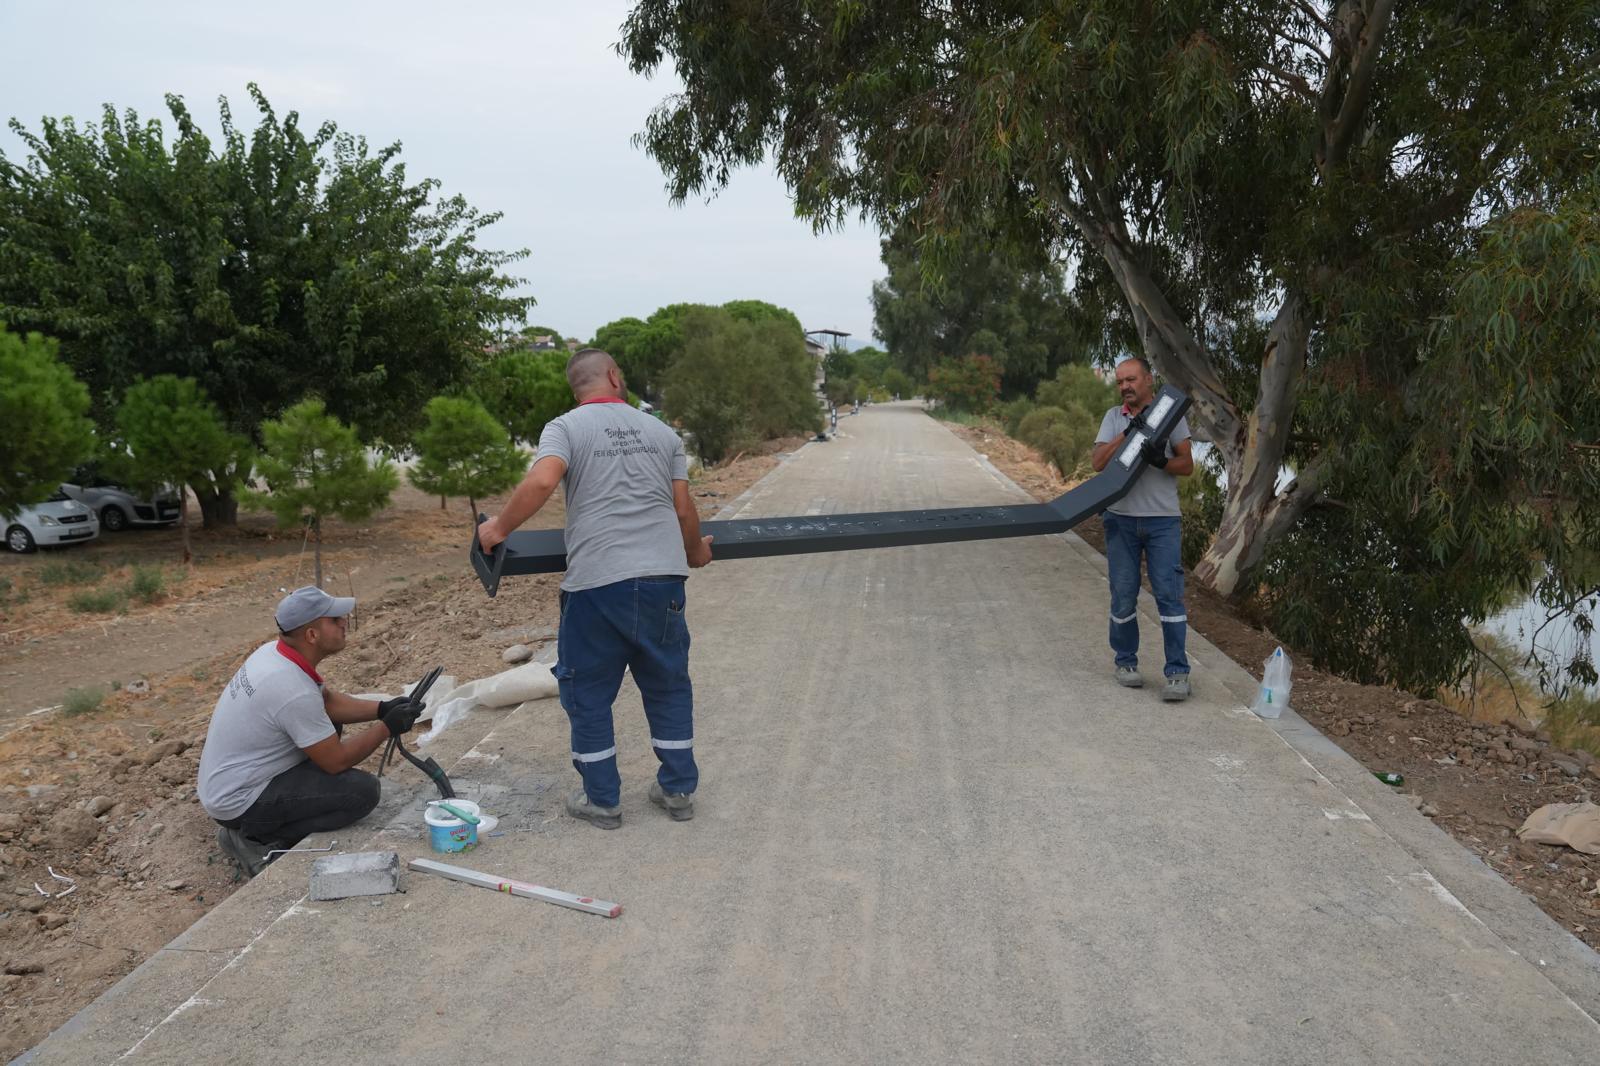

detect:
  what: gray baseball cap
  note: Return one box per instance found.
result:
[275,585,356,632]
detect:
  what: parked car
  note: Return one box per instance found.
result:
[61,469,181,531]
[5,491,100,552]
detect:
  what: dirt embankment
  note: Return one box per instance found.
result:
[950,420,1600,950]
[0,441,801,1062]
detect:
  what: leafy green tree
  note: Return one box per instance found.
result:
[114,375,252,563]
[881,367,914,400]
[663,307,820,462]
[473,349,573,445]
[246,399,398,588]
[0,326,95,520]
[620,0,1600,691]
[926,355,1000,414]
[595,299,808,401]
[410,395,525,518]
[872,227,1091,395]
[0,85,532,527]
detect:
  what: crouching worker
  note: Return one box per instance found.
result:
[198,586,424,877]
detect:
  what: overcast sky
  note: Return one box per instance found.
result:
[0,1,887,343]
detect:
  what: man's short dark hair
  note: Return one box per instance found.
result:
[566,347,616,392]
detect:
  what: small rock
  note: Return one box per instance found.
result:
[1330,720,1352,737]
[138,859,154,872]
[36,912,67,930]
[141,739,187,767]
[1420,803,1440,818]
[85,795,115,818]
[0,814,21,834]
[163,880,187,892]
[20,897,46,914]
[1494,747,1516,764]
[3,959,44,976]
[501,644,534,664]
[1549,756,1583,778]
[1509,735,1542,753]
[126,679,151,695]
[49,807,103,851]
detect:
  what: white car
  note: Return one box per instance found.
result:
[5,491,101,553]
[60,473,181,531]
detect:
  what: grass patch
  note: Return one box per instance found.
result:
[127,564,166,604]
[38,559,102,586]
[67,587,129,614]
[191,666,210,682]
[62,686,106,716]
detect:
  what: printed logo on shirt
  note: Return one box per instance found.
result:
[228,664,256,701]
[594,425,661,459]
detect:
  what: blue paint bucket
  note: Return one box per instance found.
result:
[424,799,480,853]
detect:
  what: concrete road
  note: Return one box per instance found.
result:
[22,404,1600,1065]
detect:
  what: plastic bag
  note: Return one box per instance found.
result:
[1251,647,1292,719]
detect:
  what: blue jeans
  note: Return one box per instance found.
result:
[553,576,697,808]
[1103,513,1189,678]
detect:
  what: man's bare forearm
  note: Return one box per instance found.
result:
[324,689,380,725]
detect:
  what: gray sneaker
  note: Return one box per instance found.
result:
[1163,675,1191,702]
[1115,666,1144,688]
[216,826,272,879]
[565,788,621,830]
[648,781,694,822]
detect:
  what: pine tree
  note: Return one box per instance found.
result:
[247,399,398,587]
[409,396,525,519]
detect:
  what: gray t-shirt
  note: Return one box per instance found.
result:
[197,641,336,820]
[1095,406,1192,517]
[537,401,690,592]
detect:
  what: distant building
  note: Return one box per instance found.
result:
[531,335,557,350]
[805,328,850,394]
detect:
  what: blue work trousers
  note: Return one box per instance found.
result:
[554,576,697,808]
[1103,513,1190,678]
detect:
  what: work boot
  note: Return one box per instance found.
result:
[1163,675,1192,702]
[565,788,621,830]
[216,826,273,879]
[648,780,694,822]
[1115,666,1144,688]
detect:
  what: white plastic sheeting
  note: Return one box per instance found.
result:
[415,659,560,745]
[355,657,560,746]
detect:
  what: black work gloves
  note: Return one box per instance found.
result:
[378,696,424,737]
[1140,439,1170,469]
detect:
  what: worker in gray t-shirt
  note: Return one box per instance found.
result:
[1090,357,1196,702]
[478,348,712,830]
[198,586,425,877]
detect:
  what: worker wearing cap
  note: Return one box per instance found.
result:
[198,586,425,876]
[478,347,712,830]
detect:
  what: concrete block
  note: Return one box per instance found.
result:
[308,851,402,901]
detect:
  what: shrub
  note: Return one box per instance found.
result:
[926,354,1001,413]
[62,686,106,716]
[1179,459,1226,570]
[1017,404,1098,479]
[67,587,128,614]
[128,564,166,604]
[1035,363,1118,418]
[997,397,1037,437]
[663,307,821,463]
[38,559,101,586]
